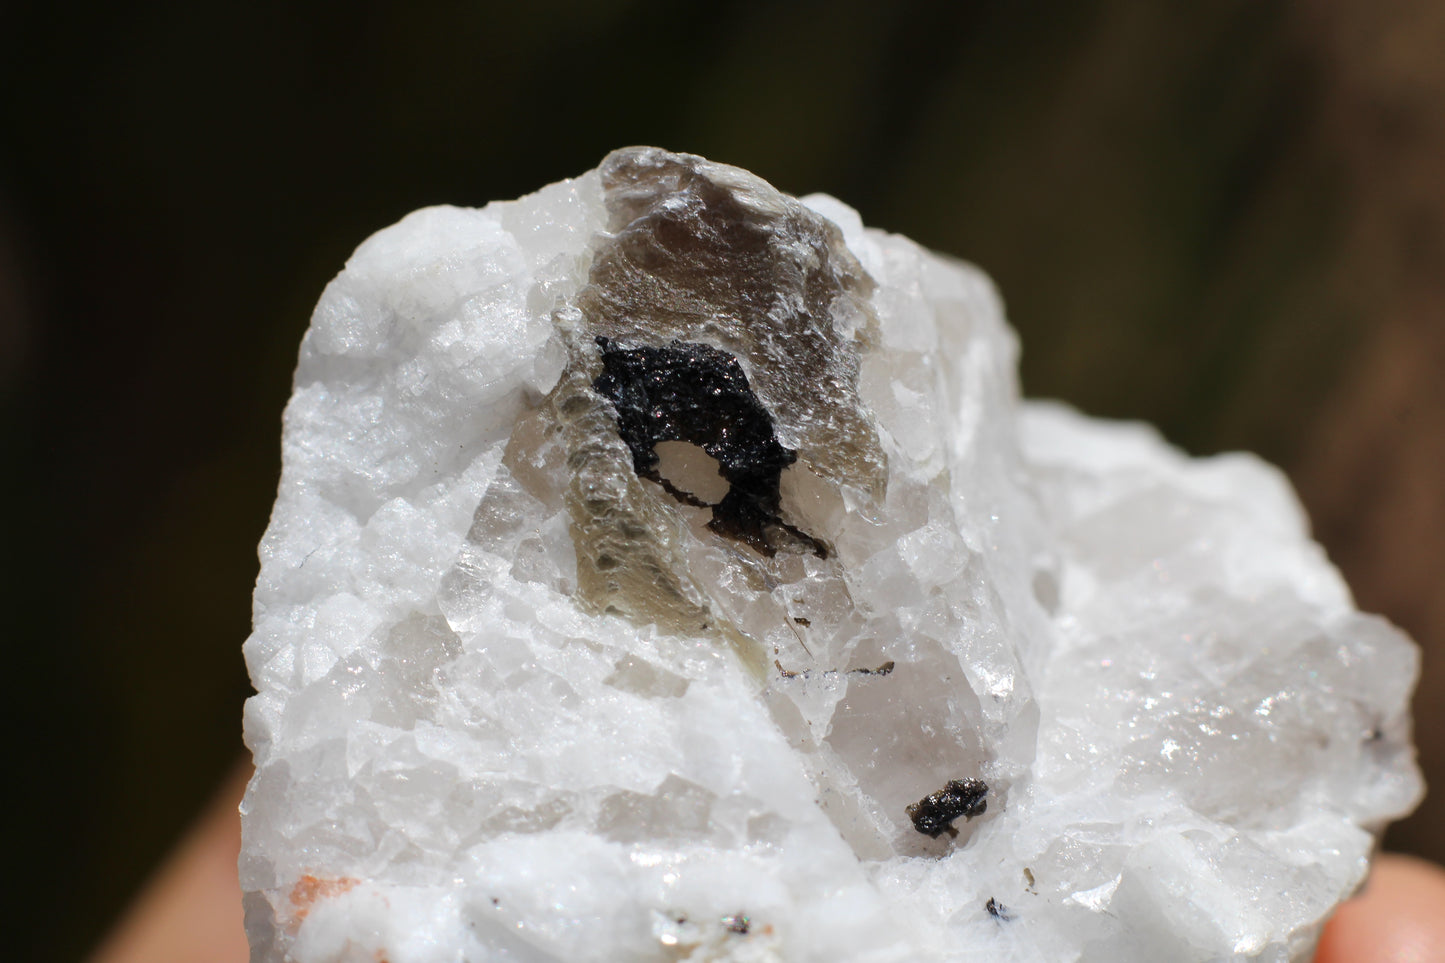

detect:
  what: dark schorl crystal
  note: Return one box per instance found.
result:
[906,778,989,838]
[593,337,825,558]
[985,897,1013,921]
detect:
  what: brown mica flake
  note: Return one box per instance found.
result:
[552,147,888,648]
[582,147,886,504]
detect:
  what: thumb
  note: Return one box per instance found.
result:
[1316,853,1445,963]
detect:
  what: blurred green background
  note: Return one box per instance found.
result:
[3,1,1443,959]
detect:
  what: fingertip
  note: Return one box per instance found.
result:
[89,759,252,963]
[1316,853,1445,963]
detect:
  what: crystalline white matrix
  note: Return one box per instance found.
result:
[241,148,1423,963]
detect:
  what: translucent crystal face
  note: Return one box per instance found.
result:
[242,148,1422,963]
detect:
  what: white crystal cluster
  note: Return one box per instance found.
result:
[242,149,1422,963]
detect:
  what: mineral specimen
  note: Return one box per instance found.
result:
[241,148,1423,962]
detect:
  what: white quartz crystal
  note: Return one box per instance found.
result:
[242,148,1422,963]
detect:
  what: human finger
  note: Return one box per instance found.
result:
[1316,852,1445,963]
[88,760,251,963]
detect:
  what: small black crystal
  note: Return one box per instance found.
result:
[905,778,989,838]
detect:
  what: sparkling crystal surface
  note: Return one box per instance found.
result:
[242,148,1422,962]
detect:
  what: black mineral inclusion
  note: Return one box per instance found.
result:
[906,778,989,838]
[593,338,825,558]
[985,897,1013,921]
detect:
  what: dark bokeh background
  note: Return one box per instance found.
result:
[3,2,1443,960]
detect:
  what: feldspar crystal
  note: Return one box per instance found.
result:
[241,148,1423,963]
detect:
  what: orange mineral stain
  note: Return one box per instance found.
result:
[288,874,361,925]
